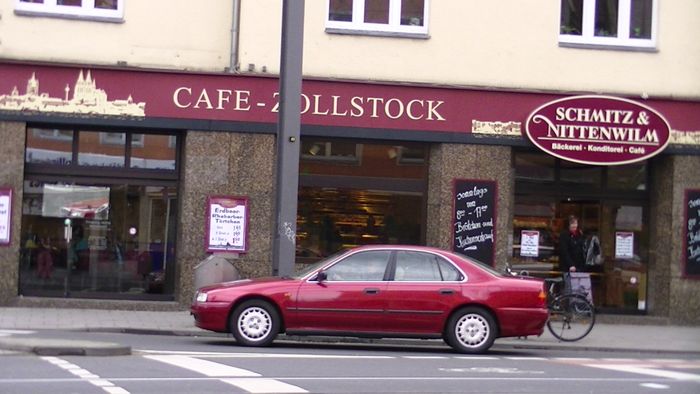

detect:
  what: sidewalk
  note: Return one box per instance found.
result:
[1,307,699,355]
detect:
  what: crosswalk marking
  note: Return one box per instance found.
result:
[221,378,309,393]
[145,354,308,393]
[144,355,260,377]
[584,363,700,382]
[41,356,131,394]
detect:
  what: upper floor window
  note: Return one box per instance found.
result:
[15,0,124,22]
[559,0,656,50]
[326,0,429,37]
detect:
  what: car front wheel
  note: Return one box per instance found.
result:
[230,300,280,347]
[445,307,497,354]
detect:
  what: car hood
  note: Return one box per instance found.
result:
[197,277,294,293]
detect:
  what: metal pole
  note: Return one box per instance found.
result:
[272,0,304,277]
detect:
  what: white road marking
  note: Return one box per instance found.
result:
[144,355,259,377]
[585,364,700,382]
[221,378,308,393]
[454,356,499,360]
[145,355,308,393]
[506,357,547,361]
[403,356,447,359]
[0,329,35,337]
[40,357,131,394]
[640,383,670,389]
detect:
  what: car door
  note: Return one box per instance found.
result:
[385,251,465,334]
[293,250,392,333]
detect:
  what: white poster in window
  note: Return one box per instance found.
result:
[615,231,634,259]
[0,188,11,245]
[520,230,540,257]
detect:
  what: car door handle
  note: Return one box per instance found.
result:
[439,289,456,295]
[364,288,380,295]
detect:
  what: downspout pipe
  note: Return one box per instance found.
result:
[229,0,241,73]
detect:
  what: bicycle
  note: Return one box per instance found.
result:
[543,275,595,341]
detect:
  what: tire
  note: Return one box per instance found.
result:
[444,307,497,354]
[230,300,280,347]
[547,294,595,342]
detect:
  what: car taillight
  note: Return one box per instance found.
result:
[537,289,547,307]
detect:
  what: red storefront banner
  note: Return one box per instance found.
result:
[525,95,671,165]
[1,62,699,144]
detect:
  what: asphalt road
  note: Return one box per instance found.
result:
[1,329,699,394]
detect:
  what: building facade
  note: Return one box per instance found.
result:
[0,0,698,324]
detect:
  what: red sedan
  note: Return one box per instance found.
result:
[191,245,548,353]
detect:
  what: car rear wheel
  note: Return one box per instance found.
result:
[445,307,497,354]
[230,300,280,347]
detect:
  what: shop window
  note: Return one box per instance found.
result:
[512,151,650,314]
[327,0,429,36]
[20,128,179,300]
[514,153,555,182]
[395,146,426,164]
[559,0,657,49]
[301,139,361,163]
[79,131,125,167]
[607,163,646,190]
[15,0,124,22]
[130,134,176,170]
[298,140,428,263]
[26,127,178,175]
[26,128,73,166]
[559,161,602,188]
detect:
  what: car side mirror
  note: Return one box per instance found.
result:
[316,270,327,283]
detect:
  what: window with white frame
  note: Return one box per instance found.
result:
[559,0,656,49]
[326,0,429,36]
[15,0,124,22]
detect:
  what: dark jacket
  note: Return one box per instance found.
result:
[559,229,586,272]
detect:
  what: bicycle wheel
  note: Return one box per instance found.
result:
[547,293,595,342]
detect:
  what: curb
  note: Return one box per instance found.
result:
[0,337,131,356]
[74,327,700,356]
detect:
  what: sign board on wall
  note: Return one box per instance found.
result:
[3,63,699,147]
[452,179,497,266]
[684,189,700,278]
[0,187,11,246]
[525,95,671,165]
[205,196,249,253]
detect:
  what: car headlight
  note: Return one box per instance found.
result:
[196,292,208,303]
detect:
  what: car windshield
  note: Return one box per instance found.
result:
[291,249,348,279]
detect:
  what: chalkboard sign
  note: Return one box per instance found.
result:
[684,189,700,278]
[452,179,497,266]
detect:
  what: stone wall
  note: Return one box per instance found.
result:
[177,131,276,307]
[649,154,700,325]
[648,156,673,317]
[0,122,25,304]
[669,155,700,324]
[426,144,513,270]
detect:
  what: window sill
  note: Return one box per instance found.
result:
[558,42,658,53]
[325,28,429,40]
[15,10,124,23]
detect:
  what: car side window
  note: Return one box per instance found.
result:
[395,251,462,282]
[437,258,463,281]
[324,251,391,281]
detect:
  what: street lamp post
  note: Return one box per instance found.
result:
[272,0,304,277]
